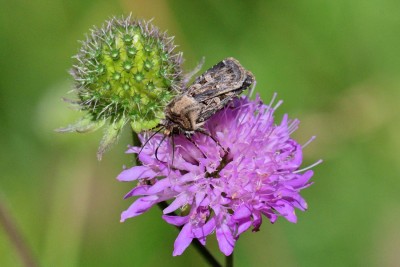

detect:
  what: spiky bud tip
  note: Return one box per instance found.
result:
[57,15,183,159]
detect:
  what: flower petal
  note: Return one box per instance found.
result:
[273,200,297,223]
[118,95,318,256]
[173,224,193,256]
[147,178,171,194]
[193,217,216,239]
[120,195,158,222]
[162,215,189,226]
[216,222,235,256]
[233,205,252,220]
[123,185,150,199]
[237,219,252,235]
[117,166,158,181]
[163,193,190,214]
[286,170,314,188]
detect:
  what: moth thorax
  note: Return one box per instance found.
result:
[170,94,197,114]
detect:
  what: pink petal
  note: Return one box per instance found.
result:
[117,166,157,181]
[195,191,207,206]
[252,211,263,229]
[162,215,189,226]
[120,195,158,222]
[233,205,252,220]
[126,146,140,154]
[147,178,171,194]
[273,200,297,223]
[237,220,252,235]
[173,224,193,256]
[216,223,235,256]
[287,170,314,188]
[163,194,189,214]
[123,185,150,199]
[193,217,216,239]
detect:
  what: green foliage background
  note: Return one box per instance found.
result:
[1,1,400,266]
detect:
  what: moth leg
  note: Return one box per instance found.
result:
[155,134,168,162]
[170,134,175,169]
[182,57,205,86]
[184,135,206,158]
[188,109,205,130]
[181,103,203,131]
[196,128,228,154]
[138,127,164,157]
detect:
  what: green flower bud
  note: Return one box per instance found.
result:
[57,15,183,159]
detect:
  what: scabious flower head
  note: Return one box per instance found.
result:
[58,15,183,159]
[118,95,316,256]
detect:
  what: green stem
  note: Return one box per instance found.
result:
[226,252,233,267]
[0,195,38,267]
[131,131,222,267]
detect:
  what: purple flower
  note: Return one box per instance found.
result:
[118,95,317,256]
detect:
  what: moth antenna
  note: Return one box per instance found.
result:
[155,133,168,161]
[164,133,176,178]
[137,126,164,157]
[171,133,175,169]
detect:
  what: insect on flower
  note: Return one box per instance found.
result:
[164,57,254,134]
[142,57,255,160]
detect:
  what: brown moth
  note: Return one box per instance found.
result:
[139,57,255,161]
[162,57,255,137]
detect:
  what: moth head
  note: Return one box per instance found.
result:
[164,94,198,128]
[163,127,172,137]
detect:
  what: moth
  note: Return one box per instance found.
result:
[162,57,255,136]
[142,57,255,160]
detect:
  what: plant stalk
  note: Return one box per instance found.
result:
[0,195,38,267]
[226,252,233,267]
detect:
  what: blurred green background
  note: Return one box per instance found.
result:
[1,1,400,266]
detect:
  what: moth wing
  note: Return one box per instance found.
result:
[187,57,251,102]
[196,72,254,123]
[196,94,235,124]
